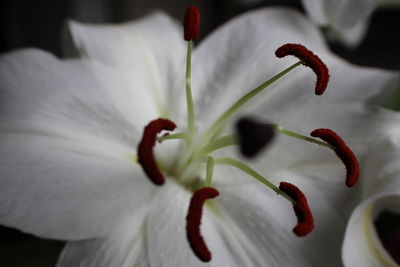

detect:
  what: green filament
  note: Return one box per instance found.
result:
[203,61,302,143]
[205,156,215,187]
[272,124,333,149]
[199,133,237,155]
[214,157,294,203]
[186,41,196,136]
[157,132,190,142]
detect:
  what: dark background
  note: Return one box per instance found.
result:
[1,0,400,69]
[0,0,399,266]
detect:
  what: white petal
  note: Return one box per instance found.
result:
[327,19,369,48]
[302,0,376,45]
[330,0,376,30]
[187,7,397,176]
[191,7,328,125]
[0,49,158,146]
[362,121,400,198]
[301,0,328,25]
[342,119,400,266]
[302,0,377,29]
[57,231,150,267]
[0,131,156,240]
[215,162,357,267]
[64,12,184,67]
[240,59,397,175]
[64,13,186,118]
[215,103,394,180]
[190,7,398,127]
[146,180,238,267]
[342,194,400,267]
[0,49,160,239]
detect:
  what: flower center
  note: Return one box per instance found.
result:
[136,6,359,263]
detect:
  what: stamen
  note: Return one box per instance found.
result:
[186,187,219,262]
[279,182,314,237]
[275,43,329,95]
[236,117,275,158]
[137,118,177,185]
[311,128,360,187]
[183,7,199,136]
[214,157,294,203]
[184,6,200,41]
[202,61,302,143]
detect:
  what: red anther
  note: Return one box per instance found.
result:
[275,43,329,95]
[184,6,200,41]
[311,128,360,187]
[279,182,314,237]
[137,118,176,185]
[186,187,219,262]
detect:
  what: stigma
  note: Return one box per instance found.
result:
[135,5,360,262]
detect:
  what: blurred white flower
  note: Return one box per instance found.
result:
[301,0,378,46]
[342,111,400,266]
[237,0,400,47]
[0,7,398,267]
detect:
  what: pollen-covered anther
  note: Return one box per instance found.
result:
[236,117,275,158]
[311,128,360,187]
[183,6,201,41]
[279,182,314,237]
[186,187,219,262]
[275,43,329,95]
[137,118,176,185]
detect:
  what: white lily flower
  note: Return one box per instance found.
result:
[0,7,399,267]
[301,0,377,46]
[342,111,400,267]
[302,0,400,47]
[238,0,399,46]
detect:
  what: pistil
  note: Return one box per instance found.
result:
[183,6,200,137]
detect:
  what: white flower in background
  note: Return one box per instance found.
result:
[304,0,400,47]
[0,6,399,267]
[237,0,400,47]
[342,112,400,267]
[301,0,378,46]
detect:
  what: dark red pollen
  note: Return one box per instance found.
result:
[183,6,200,41]
[186,187,219,262]
[311,128,360,187]
[137,118,176,185]
[275,43,329,95]
[279,182,314,237]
